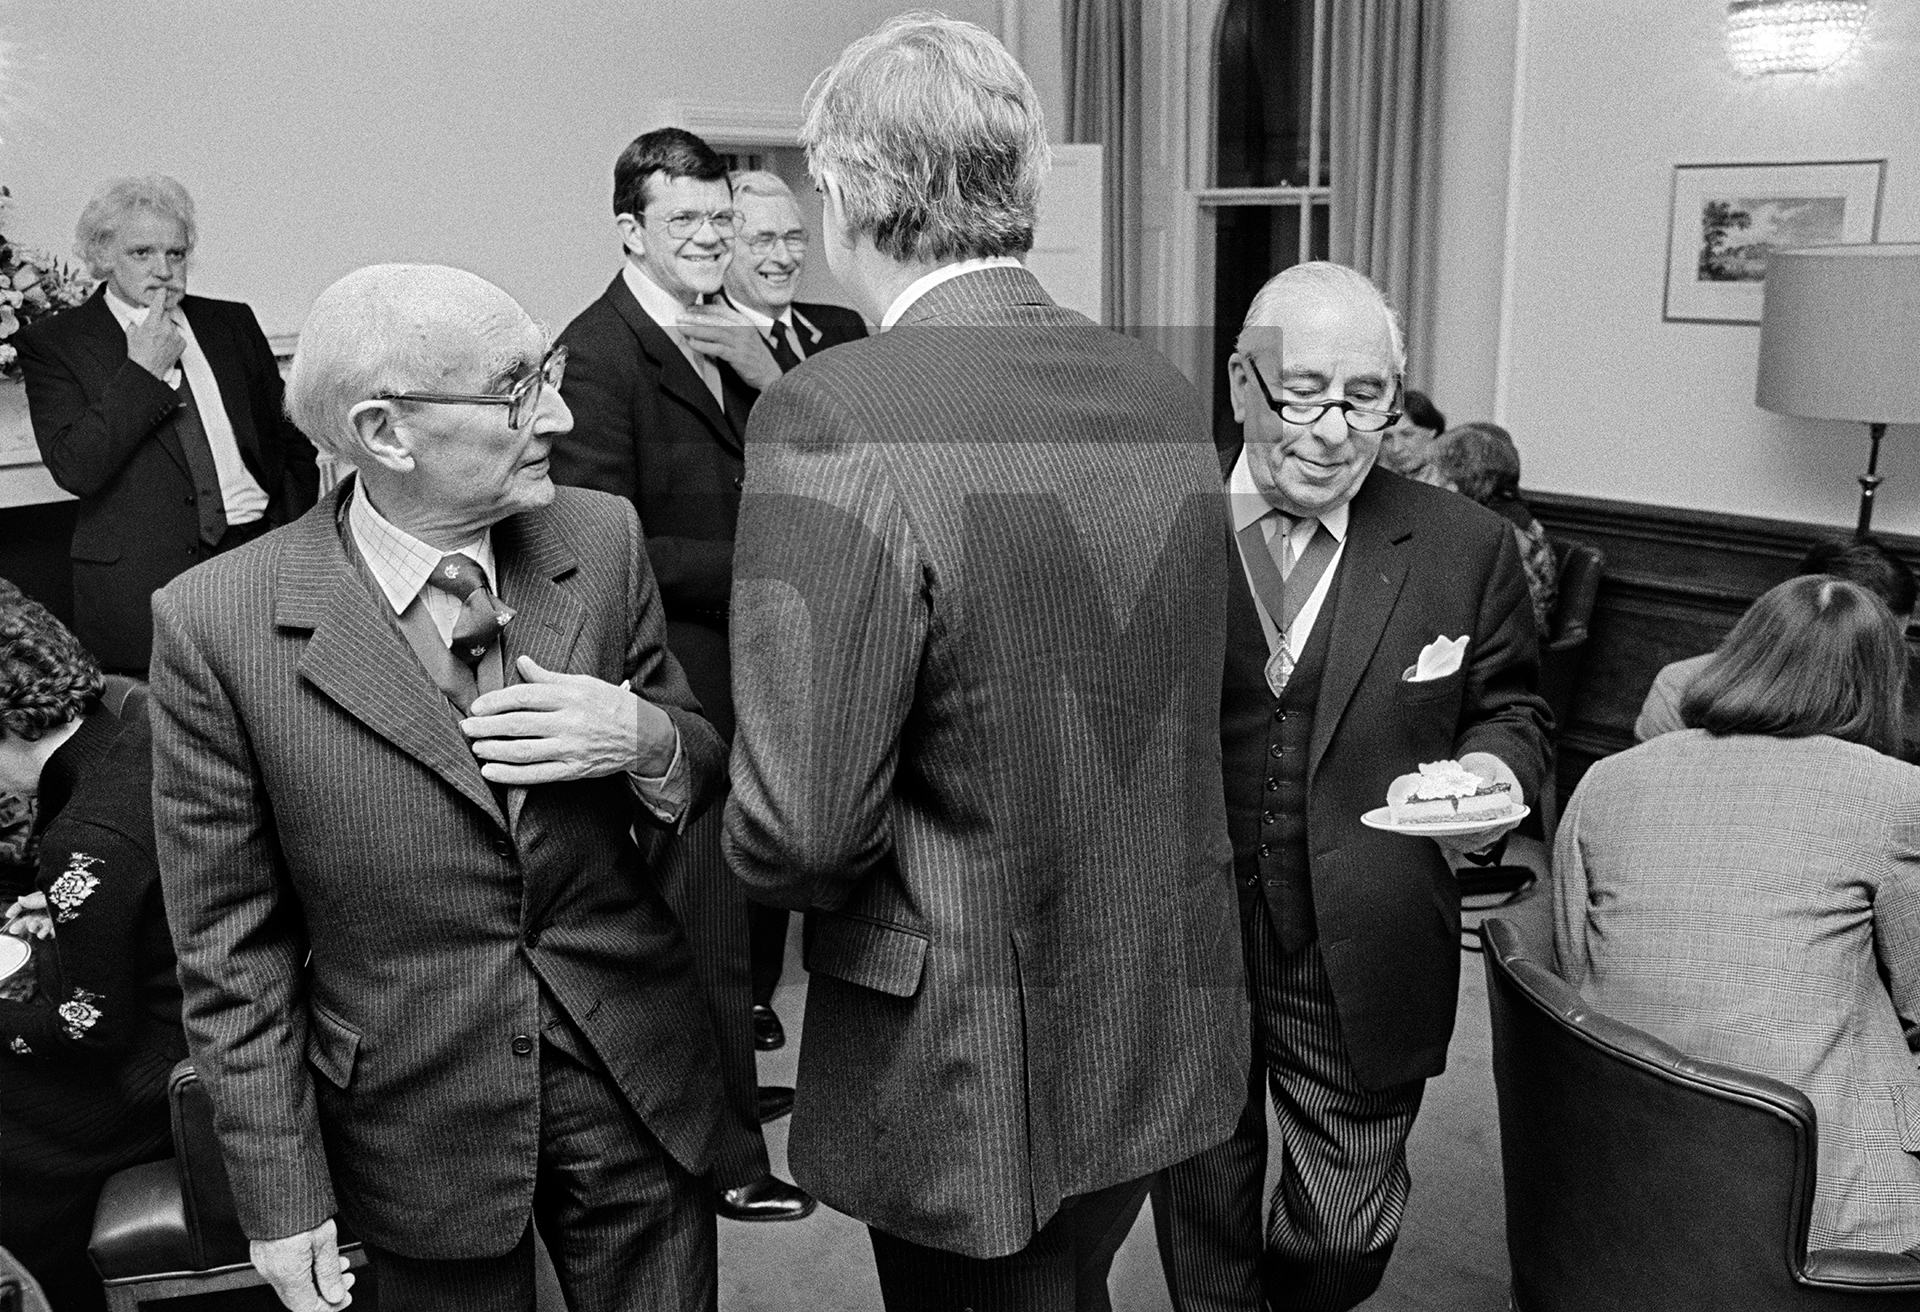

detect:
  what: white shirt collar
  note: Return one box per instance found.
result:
[725,295,789,335]
[346,479,495,616]
[1227,446,1352,542]
[879,256,1024,331]
[104,286,181,330]
[622,262,698,339]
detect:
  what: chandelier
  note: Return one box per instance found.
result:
[1725,0,1870,75]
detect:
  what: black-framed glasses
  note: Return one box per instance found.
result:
[376,345,568,431]
[742,229,809,257]
[650,208,742,240]
[1243,359,1401,434]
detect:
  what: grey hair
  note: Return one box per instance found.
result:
[73,175,197,278]
[286,264,537,460]
[1238,262,1408,376]
[801,12,1050,264]
[729,170,795,202]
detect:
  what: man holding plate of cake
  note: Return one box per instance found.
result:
[1153,262,1551,1312]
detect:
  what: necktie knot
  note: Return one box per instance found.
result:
[424,554,512,667]
[427,553,489,602]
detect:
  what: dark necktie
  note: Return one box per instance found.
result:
[423,554,513,667]
[172,379,231,546]
[766,325,803,374]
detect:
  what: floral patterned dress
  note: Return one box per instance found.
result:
[0,704,183,1310]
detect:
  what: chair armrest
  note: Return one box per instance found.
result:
[1801,1248,1920,1291]
[89,1158,194,1280]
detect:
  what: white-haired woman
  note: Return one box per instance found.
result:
[15,175,316,675]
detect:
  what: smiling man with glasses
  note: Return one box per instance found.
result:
[1151,261,1552,1312]
[550,127,815,1228]
[720,171,867,386]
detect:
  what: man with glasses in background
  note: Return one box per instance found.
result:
[551,127,814,1225]
[1151,262,1550,1312]
[716,168,866,1057]
[151,263,731,1311]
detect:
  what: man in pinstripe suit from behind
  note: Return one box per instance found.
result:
[1151,263,1551,1312]
[723,16,1249,1311]
[150,265,730,1312]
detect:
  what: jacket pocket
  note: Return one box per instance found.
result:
[805,912,929,998]
[305,1002,361,1089]
[1395,667,1465,706]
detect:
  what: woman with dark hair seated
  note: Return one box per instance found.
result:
[1553,575,1920,1254]
[0,585,181,1312]
[1428,421,1557,638]
[1375,387,1446,480]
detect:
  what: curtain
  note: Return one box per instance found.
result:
[1062,0,1142,330]
[1329,0,1444,383]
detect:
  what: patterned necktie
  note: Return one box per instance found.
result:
[424,554,513,667]
[767,324,803,374]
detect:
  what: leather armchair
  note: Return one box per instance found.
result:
[1480,917,1920,1310]
[89,1060,369,1311]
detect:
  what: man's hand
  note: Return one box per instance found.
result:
[250,1218,353,1311]
[462,656,676,784]
[127,288,186,381]
[1428,752,1526,858]
[679,303,782,391]
[2,890,52,940]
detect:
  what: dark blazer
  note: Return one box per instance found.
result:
[552,274,756,739]
[724,266,1249,1259]
[148,481,728,1256]
[1227,460,1551,1089]
[16,288,318,672]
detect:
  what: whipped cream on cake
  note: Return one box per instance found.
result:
[1385,760,1517,826]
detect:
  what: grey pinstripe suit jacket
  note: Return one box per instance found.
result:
[723,266,1250,1259]
[149,481,729,1256]
[1554,730,1920,1252]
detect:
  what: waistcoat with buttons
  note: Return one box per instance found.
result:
[1221,543,1342,951]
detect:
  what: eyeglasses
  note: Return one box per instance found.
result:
[650,208,742,240]
[1243,360,1401,434]
[742,230,809,257]
[376,345,568,431]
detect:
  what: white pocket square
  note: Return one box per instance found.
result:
[1403,634,1468,683]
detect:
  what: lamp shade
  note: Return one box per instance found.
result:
[1757,243,1920,424]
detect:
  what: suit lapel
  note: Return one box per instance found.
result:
[605,276,743,455]
[181,298,267,476]
[1309,473,1411,778]
[278,483,506,828]
[71,291,193,481]
[492,510,586,833]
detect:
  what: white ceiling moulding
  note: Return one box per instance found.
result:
[648,102,807,148]
[1725,0,1870,76]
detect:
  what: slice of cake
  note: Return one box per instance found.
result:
[1385,760,1517,826]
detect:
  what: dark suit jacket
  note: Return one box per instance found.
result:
[552,274,757,740]
[724,266,1249,1258]
[784,300,869,356]
[16,289,318,671]
[1227,460,1551,1089]
[148,482,728,1256]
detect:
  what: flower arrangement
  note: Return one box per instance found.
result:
[0,186,98,381]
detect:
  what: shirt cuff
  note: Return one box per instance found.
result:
[627,726,687,827]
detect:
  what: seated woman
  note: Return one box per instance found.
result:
[1428,422,1557,638]
[1375,387,1446,480]
[1554,575,1920,1254]
[0,586,181,1312]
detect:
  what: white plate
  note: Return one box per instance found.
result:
[1360,804,1530,837]
[0,935,30,984]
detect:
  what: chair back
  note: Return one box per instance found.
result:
[168,1061,251,1270]
[1478,917,1920,1311]
[1539,539,1603,729]
[0,1248,52,1312]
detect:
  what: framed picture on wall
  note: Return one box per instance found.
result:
[1662,160,1885,325]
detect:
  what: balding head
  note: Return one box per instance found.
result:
[287,264,541,460]
[1237,262,1406,375]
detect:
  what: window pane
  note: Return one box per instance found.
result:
[1309,199,1330,261]
[1212,204,1302,446]
[1215,0,1318,188]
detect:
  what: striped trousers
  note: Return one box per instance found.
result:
[1152,895,1425,1312]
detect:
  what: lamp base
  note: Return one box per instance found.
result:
[1857,421,1889,539]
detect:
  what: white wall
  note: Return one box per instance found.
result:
[0,0,999,339]
[1496,0,1920,532]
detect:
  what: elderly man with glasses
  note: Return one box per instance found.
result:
[1149,261,1550,1312]
[150,263,731,1312]
[550,127,814,1225]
